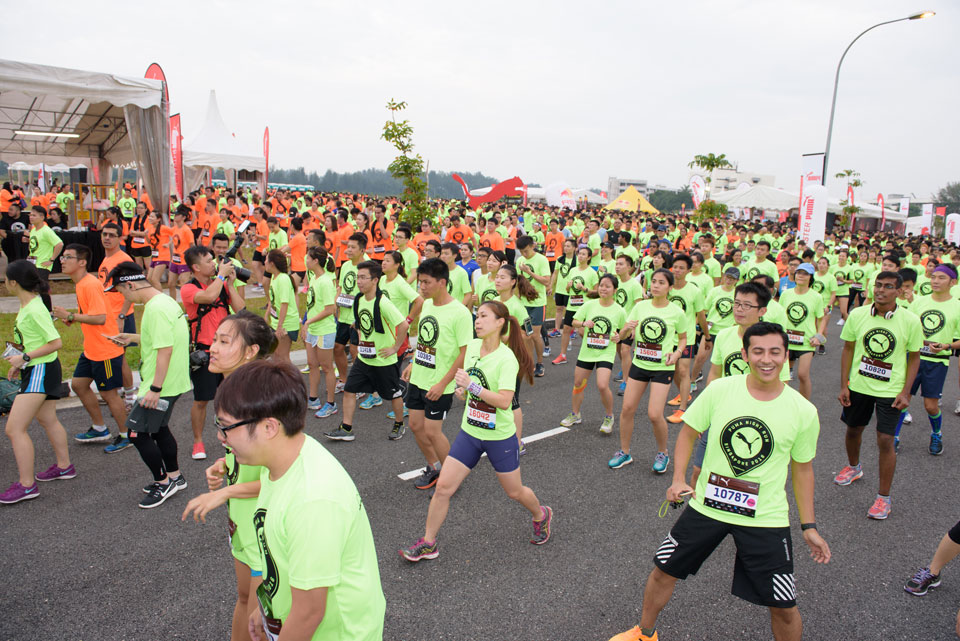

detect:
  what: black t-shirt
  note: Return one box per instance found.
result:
[0,211,30,261]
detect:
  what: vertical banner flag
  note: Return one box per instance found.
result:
[37,164,46,193]
[798,153,825,238]
[170,113,183,202]
[936,206,946,217]
[847,184,856,228]
[263,126,270,195]
[798,184,828,245]
[899,198,910,219]
[144,62,171,222]
[945,213,960,245]
[877,193,885,228]
[689,175,705,208]
[921,203,934,235]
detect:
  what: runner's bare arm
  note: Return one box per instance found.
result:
[668,425,698,501]
[791,459,831,564]
[895,351,921,409]
[282,587,329,638]
[838,340,855,406]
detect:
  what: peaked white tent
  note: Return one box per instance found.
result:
[182,90,265,192]
[713,184,903,221]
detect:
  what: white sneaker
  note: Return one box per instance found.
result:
[954,399,960,416]
[903,412,913,424]
[836,318,845,326]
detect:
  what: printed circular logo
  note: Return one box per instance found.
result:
[920,310,945,338]
[342,271,356,294]
[269,289,276,308]
[919,281,932,295]
[853,268,865,281]
[480,288,498,302]
[592,316,613,335]
[615,288,628,307]
[786,301,808,324]
[357,309,374,337]
[668,295,686,312]
[10,222,26,233]
[639,317,667,344]
[862,327,895,360]
[306,288,316,311]
[715,297,733,318]
[811,281,825,293]
[452,230,464,244]
[29,236,38,253]
[418,315,440,347]
[253,509,279,598]
[719,416,774,476]
[723,352,750,377]
[570,275,586,293]
[559,262,571,278]
[745,267,760,280]
[465,365,491,400]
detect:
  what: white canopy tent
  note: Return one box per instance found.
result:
[0,59,169,218]
[713,184,903,221]
[182,90,265,192]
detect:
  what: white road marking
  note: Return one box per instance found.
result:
[397,426,570,480]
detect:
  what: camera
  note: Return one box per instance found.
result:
[225,220,250,260]
[189,348,210,371]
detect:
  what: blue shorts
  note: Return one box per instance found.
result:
[525,305,545,326]
[123,314,136,334]
[910,359,949,399]
[73,353,124,391]
[448,429,520,474]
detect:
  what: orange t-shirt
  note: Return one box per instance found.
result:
[76,273,123,361]
[365,220,394,260]
[543,232,564,261]
[446,224,473,246]
[413,231,440,256]
[199,211,218,246]
[479,231,505,252]
[170,224,194,265]
[505,226,518,250]
[255,220,270,253]
[130,214,150,248]
[98,249,133,317]
[153,225,172,261]
[288,233,307,272]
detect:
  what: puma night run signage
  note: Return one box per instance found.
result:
[719,416,774,476]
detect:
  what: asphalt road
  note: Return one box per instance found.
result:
[2,308,960,641]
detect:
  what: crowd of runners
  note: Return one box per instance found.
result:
[2,181,960,639]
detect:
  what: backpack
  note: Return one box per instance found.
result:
[0,379,19,415]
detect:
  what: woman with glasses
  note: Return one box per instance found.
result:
[182,310,276,641]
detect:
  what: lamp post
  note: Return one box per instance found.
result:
[822,11,934,185]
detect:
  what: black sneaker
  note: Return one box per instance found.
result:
[389,423,406,440]
[138,480,179,509]
[142,481,160,494]
[817,344,826,356]
[534,363,545,378]
[413,466,440,490]
[173,474,188,491]
[323,427,355,441]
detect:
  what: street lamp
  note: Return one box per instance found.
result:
[821,11,935,185]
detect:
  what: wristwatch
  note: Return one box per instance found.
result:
[22,353,31,363]
[118,313,126,320]
[67,312,75,323]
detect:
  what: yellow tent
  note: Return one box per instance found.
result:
[604,186,659,214]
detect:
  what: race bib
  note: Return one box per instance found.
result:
[151,250,159,258]
[255,585,282,641]
[920,340,944,356]
[786,329,804,345]
[635,342,662,363]
[336,294,355,308]
[703,473,759,518]
[858,356,892,382]
[358,340,376,358]
[172,255,183,264]
[269,307,278,319]
[415,345,436,369]
[569,295,584,306]
[27,257,36,264]
[546,250,555,258]
[586,331,610,349]
[202,230,211,237]
[373,245,384,254]
[466,398,497,430]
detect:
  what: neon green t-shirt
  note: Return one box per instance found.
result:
[255,436,385,641]
[461,340,519,441]
[398,247,420,277]
[839,305,923,397]
[267,229,288,252]
[447,264,473,306]
[14,295,59,365]
[573,299,626,363]
[474,272,498,306]
[684,375,819,528]
[742,257,779,284]
[587,233,602,267]
[761,298,788,329]
[27,224,60,268]
[138,293,191,397]
[216,220,236,238]
[830,263,851,297]
[268,273,300,332]
[704,285,736,336]
[378,274,417,313]
[910,294,960,364]
[225,449,263,570]
[564,265,599,310]
[710,325,790,381]
[410,298,473,394]
[117,196,136,218]
[811,272,837,309]
[336,260,362,325]
[614,276,644,311]
[778,287,824,352]
[515,252,549,307]
[306,272,336,336]
[355,292,404,366]
[597,257,617,276]
[668,281,705,337]
[626,299,689,371]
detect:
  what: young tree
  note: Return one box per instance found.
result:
[835,168,862,228]
[381,100,431,229]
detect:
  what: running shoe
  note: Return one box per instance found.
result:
[314,402,338,419]
[413,466,439,490]
[174,474,188,491]
[142,481,159,494]
[542,347,551,358]
[300,365,311,374]
[399,537,439,562]
[389,423,406,440]
[307,398,322,410]
[552,354,567,365]
[35,463,77,482]
[617,381,626,396]
[74,427,112,443]
[904,567,941,596]
[666,410,685,424]
[955,399,960,416]
[530,506,552,545]
[104,435,133,454]
[534,363,545,378]
[903,412,913,424]
[930,431,944,456]
[614,370,623,383]
[323,426,355,441]
[867,496,891,520]
[387,405,410,420]
[359,394,382,410]
[667,394,691,406]
[693,372,703,383]
[600,415,614,434]
[0,482,39,504]
[139,480,180,509]
[548,329,562,338]
[690,382,697,393]
[836,318,845,326]
[335,381,346,394]
[833,465,863,486]
[652,452,669,474]
[560,412,582,427]
[191,442,207,460]
[608,450,633,469]
[817,345,826,356]
[894,437,901,454]
[607,626,658,641]
[519,444,527,456]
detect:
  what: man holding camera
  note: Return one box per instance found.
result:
[211,232,249,302]
[181,245,245,461]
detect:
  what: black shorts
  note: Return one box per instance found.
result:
[680,343,698,359]
[344,359,403,399]
[292,270,306,281]
[405,383,453,421]
[19,359,63,399]
[788,348,813,363]
[335,321,359,346]
[129,245,152,258]
[73,353,124,391]
[252,251,265,263]
[555,293,569,307]
[628,364,673,385]
[655,507,796,608]
[190,354,224,402]
[841,389,899,435]
[949,520,960,545]
[563,308,577,327]
[576,359,614,371]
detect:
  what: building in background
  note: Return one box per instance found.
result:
[688,168,775,194]
[607,177,649,202]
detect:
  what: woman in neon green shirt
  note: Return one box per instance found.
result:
[1,260,73,505]
[400,300,551,562]
[264,249,300,364]
[182,310,275,641]
[495,264,538,449]
[303,247,338,417]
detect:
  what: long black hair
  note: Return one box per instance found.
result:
[6,259,50,295]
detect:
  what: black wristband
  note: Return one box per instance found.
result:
[800,522,817,531]
[149,385,163,393]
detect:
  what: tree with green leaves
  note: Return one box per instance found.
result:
[687,153,733,222]
[935,181,960,210]
[687,153,733,187]
[834,168,862,228]
[381,100,431,229]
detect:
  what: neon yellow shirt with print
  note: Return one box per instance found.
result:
[255,436,385,641]
[811,271,837,310]
[742,257,778,284]
[574,299,626,364]
[409,298,473,394]
[587,233,602,267]
[216,219,235,238]
[474,272,499,305]
[778,287,823,351]
[687,270,713,296]
[28,224,60,268]
[553,256,575,296]
[626,299,689,371]
[138,293,191,397]
[684,375,819,528]
[910,294,960,364]
[355,292,404,366]
[761,298,788,329]
[461,340,520,441]
[378,273,417,314]
[839,305,923,398]
[614,276,644,311]
[447,264,473,305]
[14,296,59,365]
[711,325,790,381]
[267,229,288,252]
[515,251,550,307]
[564,264,599,310]
[667,281,705,337]
[398,246,419,276]
[501,294,531,338]
[704,285,736,336]
[225,449,263,571]
[306,272,336,336]
[336,259,364,325]
[268,273,300,332]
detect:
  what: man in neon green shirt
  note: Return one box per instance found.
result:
[117,187,137,220]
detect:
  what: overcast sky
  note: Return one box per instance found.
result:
[11,0,957,200]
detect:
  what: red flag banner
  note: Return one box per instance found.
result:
[263,126,270,195]
[936,206,946,217]
[170,113,183,202]
[878,193,885,229]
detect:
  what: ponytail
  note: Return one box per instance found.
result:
[6,259,49,296]
[385,250,407,278]
[498,264,537,302]
[480,300,534,385]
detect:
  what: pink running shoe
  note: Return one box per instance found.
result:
[833,465,863,486]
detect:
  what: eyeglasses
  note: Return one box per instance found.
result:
[215,415,259,437]
[875,283,898,290]
[60,255,77,261]
[733,301,760,310]
[101,233,119,239]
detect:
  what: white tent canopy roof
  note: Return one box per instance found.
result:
[182,90,265,172]
[713,184,903,221]
[9,161,88,172]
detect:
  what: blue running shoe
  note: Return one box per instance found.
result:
[617,381,626,396]
[104,435,133,454]
[387,405,410,420]
[314,402,338,419]
[75,427,112,443]
[652,452,670,474]
[359,394,383,410]
[307,398,322,410]
[614,370,623,382]
[930,431,944,456]
[608,450,633,469]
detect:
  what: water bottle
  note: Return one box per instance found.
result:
[156,399,169,411]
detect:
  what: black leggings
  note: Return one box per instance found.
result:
[132,423,180,482]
